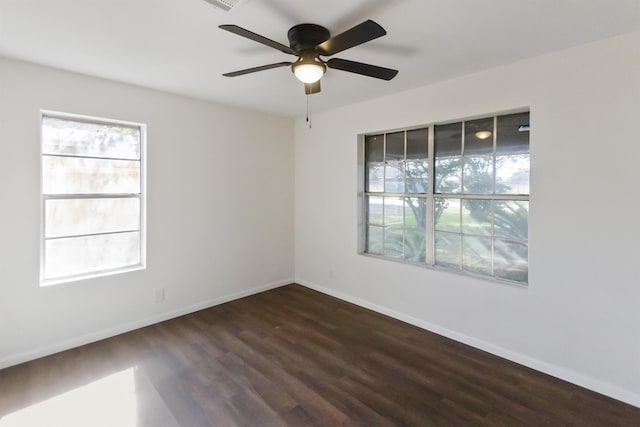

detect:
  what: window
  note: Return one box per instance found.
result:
[41,112,146,284]
[362,112,529,284]
[365,129,429,263]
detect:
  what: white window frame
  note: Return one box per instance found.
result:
[40,110,147,286]
[358,110,530,286]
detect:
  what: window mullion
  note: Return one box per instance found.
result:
[459,121,465,271]
[427,125,435,266]
[43,193,141,200]
[402,131,407,260]
[43,153,141,162]
[382,133,387,256]
[45,229,140,241]
[491,116,498,277]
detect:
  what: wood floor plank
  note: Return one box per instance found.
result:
[1,284,638,426]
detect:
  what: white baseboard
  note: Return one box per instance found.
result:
[0,279,291,370]
[296,279,640,409]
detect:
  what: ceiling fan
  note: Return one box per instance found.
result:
[219,20,398,94]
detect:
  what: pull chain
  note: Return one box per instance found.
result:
[306,95,312,129]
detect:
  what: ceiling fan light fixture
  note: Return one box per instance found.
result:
[292,58,326,84]
[220,20,399,94]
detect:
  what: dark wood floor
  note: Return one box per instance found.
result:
[1,284,638,426]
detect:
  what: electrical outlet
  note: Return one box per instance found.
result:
[154,288,165,303]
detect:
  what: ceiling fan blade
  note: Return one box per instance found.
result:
[219,24,298,55]
[327,58,398,80]
[315,20,386,56]
[223,61,292,77]
[305,81,321,95]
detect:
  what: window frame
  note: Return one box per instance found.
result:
[359,110,530,287]
[39,110,147,286]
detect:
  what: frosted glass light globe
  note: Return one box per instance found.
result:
[294,63,325,83]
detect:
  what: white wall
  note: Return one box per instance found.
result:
[0,58,294,367]
[294,31,640,406]
[1,30,638,407]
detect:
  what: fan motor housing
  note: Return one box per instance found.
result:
[287,24,330,52]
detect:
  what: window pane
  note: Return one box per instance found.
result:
[404,197,427,263]
[497,112,529,154]
[406,128,428,159]
[365,134,384,162]
[435,122,461,157]
[435,232,461,269]
[384,196,404,258]
[42,117,140,160]
[384,161,404,193]
[404,228,426,263]
[495,154,530,195]
[435,198,460,232]
[405,160,428,193]
[384,197,404,225]
[435,157,462,193]
[494,239,528,283]
[462,199,492,236]
[366,196,384,226]
[367,225,383,254]
[462,236,492,275]
[366,162,384,192]
[464,118,494,156]
[385,131,404,161]
[384,226,403,258]
[43,156,140,195]
[44,231,140,280]
[463,156,494,194]
[45,198,140,238]
[494,201,529,240]
[404,197,426,229]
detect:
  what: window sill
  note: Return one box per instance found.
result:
[40,264,146,287]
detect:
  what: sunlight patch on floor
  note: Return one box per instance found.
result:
[0,367,138,427]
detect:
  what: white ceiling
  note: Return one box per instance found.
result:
[1,0,639,117]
